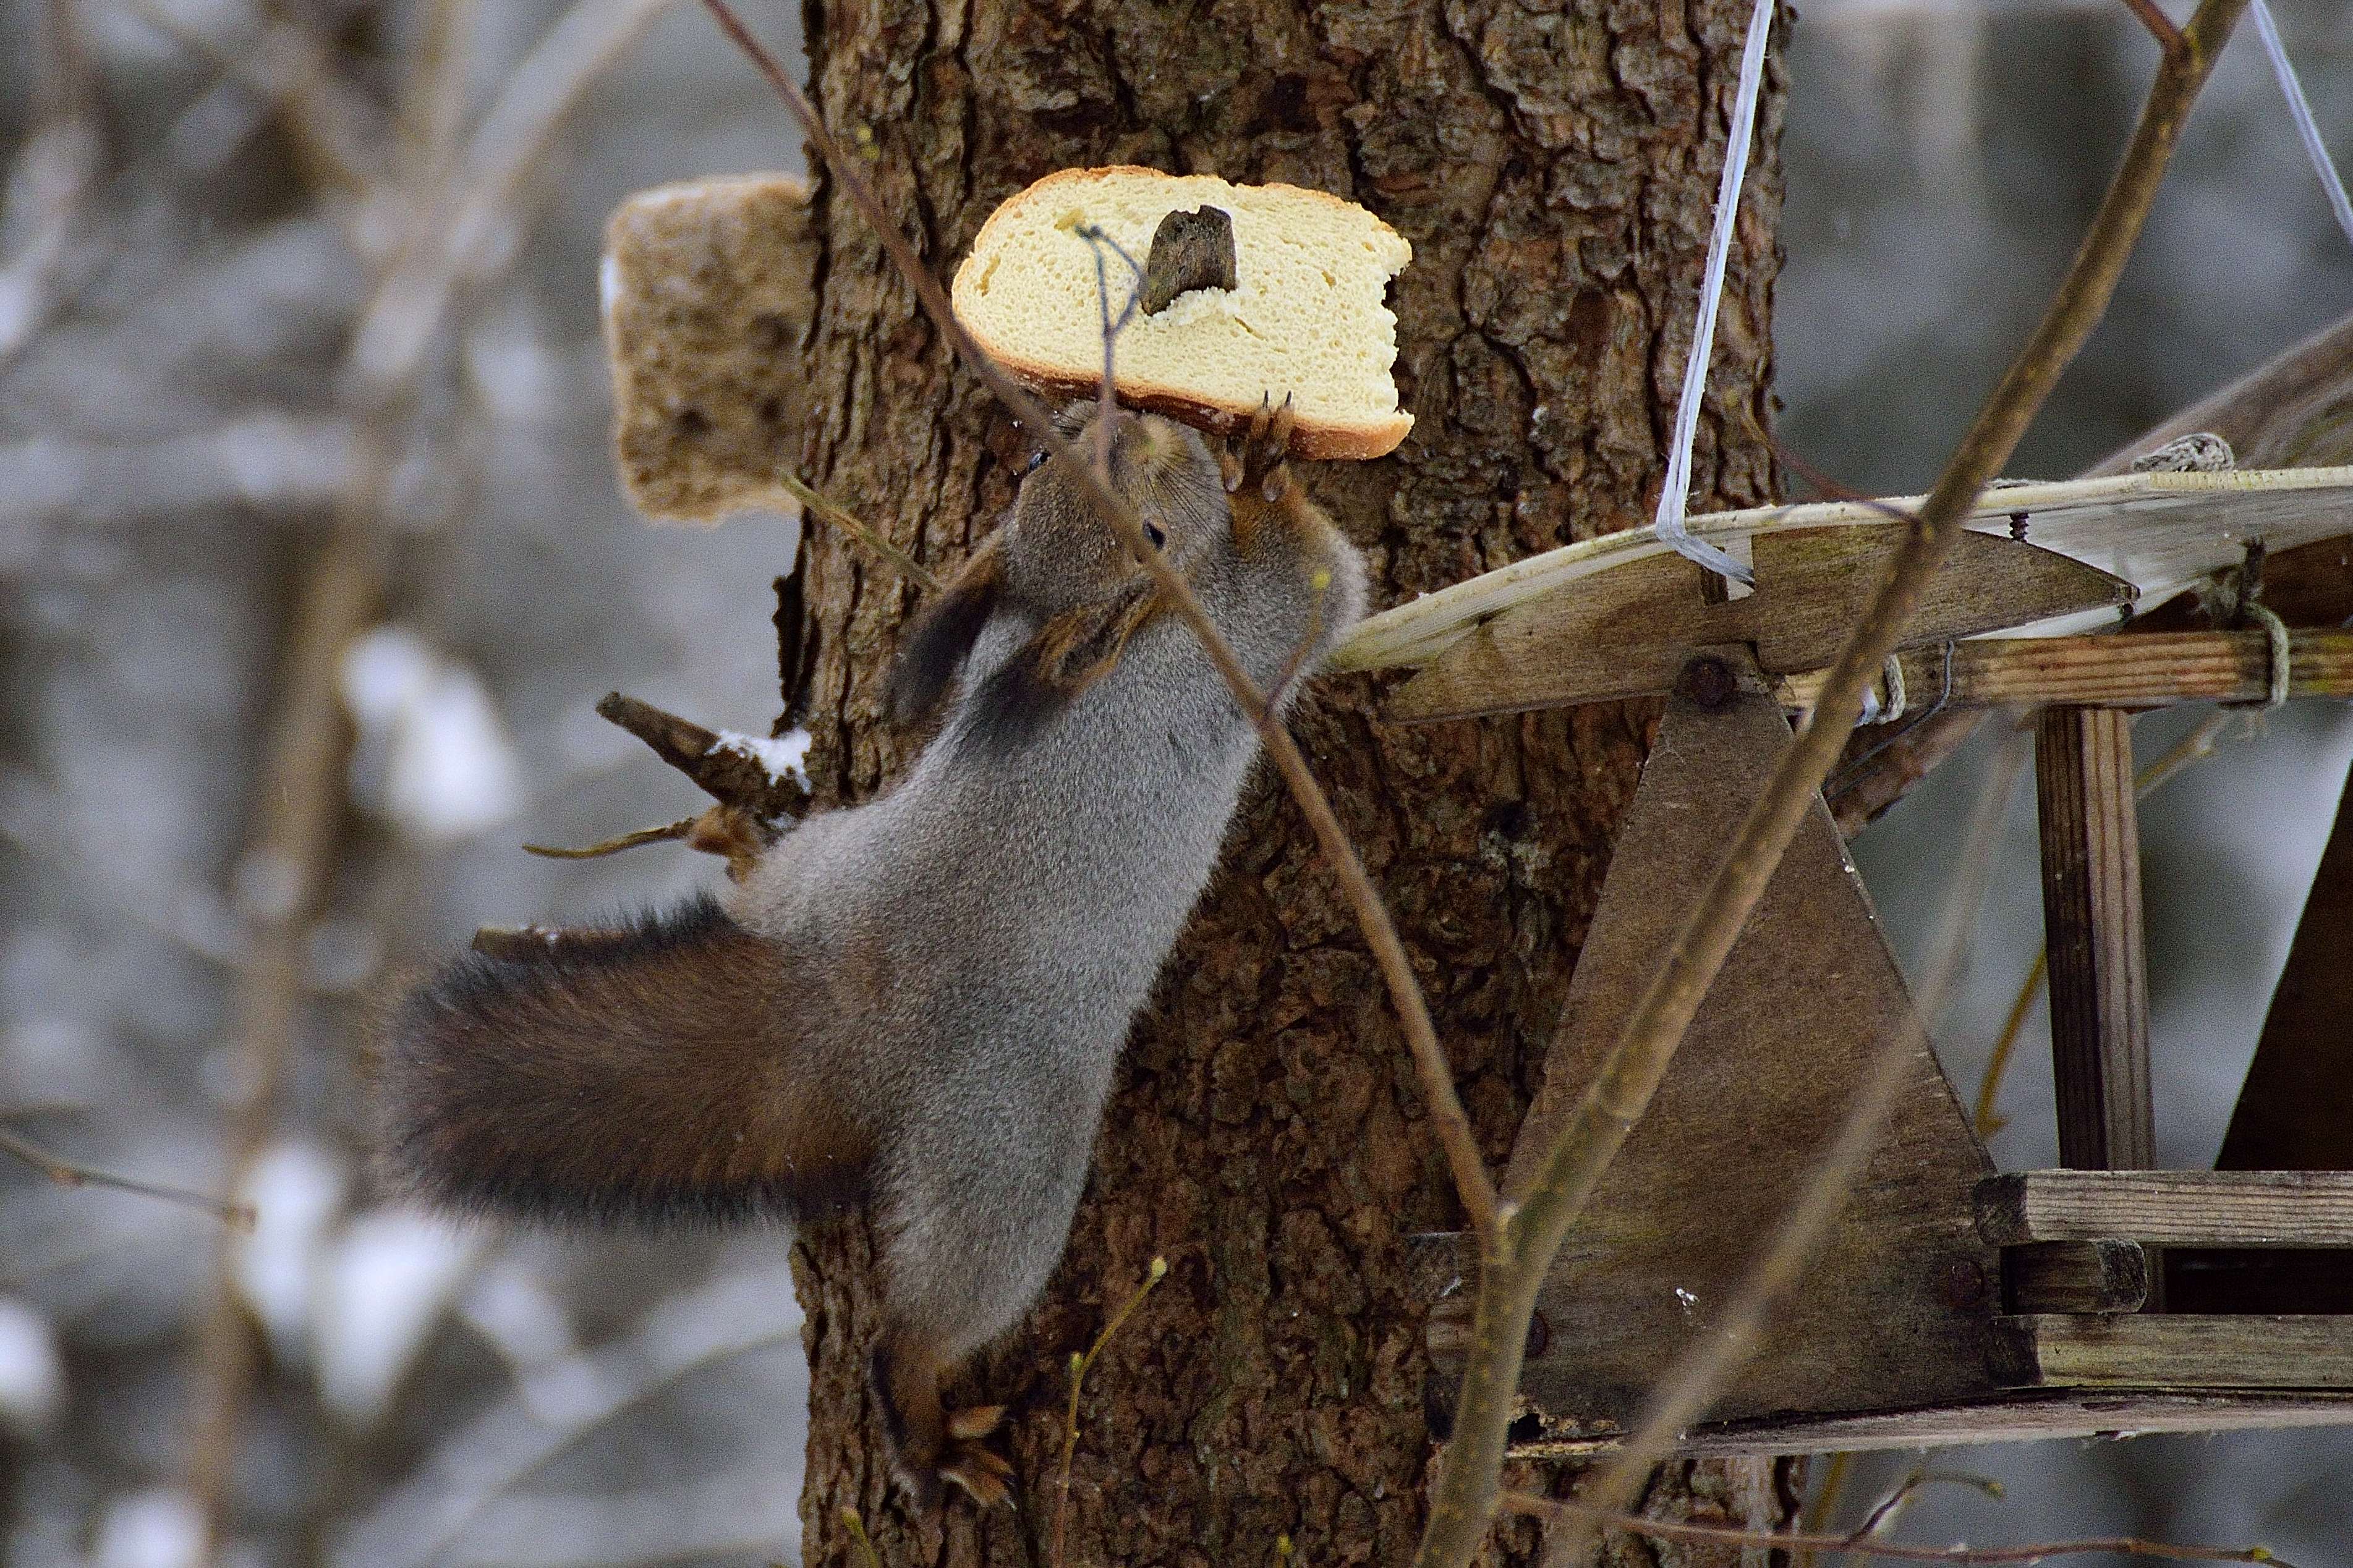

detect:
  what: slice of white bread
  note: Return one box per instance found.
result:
[952,167,1413,461]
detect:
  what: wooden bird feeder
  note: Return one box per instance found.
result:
[1372,470,2353,1456]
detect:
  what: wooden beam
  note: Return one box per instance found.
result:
[1494,1388,2353,1459]
[2218,760,2353,1171]
[1385,530,2128,721]
[1777,629,2353,714]
[1978,1169,2353,1246]
[1990,1313,2353,1389]
[2002,1240,2150,1314]
[2036,706,2155,1172]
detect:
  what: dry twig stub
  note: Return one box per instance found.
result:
[1138,206,1236,314]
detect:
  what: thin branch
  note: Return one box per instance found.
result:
[2118,0,2188,51]
[1414,6,2249,1562]
[522,818,699,860]
[1852,1470,2005,1541]
[695,0,1502,1250]
[123,0,384,201]
[0,1124,253,1229]
[347,0,683,406]
[772,470,941,589]
[1499,1491,2296,1567]
[1053,1257,1167,1568]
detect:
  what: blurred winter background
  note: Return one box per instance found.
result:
[0,0,2347,1564]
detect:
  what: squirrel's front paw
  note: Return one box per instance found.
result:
[1221,393,1296,503]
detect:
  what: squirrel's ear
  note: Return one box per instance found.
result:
[888,540,1005,722]
[966,580,1164,752]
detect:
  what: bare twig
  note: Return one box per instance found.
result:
[123,0,385,203]
[1852,1470,2004,1540]
[772,471,941,589]
[0,1124,253,1229]
[1415,6,2249,1562]
[522,818,699,860]
[695,0,1502,1250]
[840,1509,884,1568]
[2117,0,2189,52]
[347,0,683,406]
[1500,1490,2296,1567]
[184,7,674,1554]
[1052,1257,1167,1568]
[0,0,101,370]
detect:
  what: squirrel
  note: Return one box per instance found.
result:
[377,401,1368,1510]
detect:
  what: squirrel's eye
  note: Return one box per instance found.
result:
[1144,522,1168,551]
[1024,450,1047,474]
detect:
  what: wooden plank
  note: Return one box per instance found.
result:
[1746,527,2131,674]
[2035,706,2155,1172]
[2002,1240,2150,1314]
[1331,465,2353,677]
[1491,1389,2353,1459]
[1491,653,2000,1432]
[2219,760,2353,1171]
[1387,530,2129,721]
[1774,630,2353,714]
[1990,1314,2353,1389]
[1977,1169,2353,1246]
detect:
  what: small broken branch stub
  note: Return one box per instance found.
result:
[597,691,809,823]
[1140,206,1236,314]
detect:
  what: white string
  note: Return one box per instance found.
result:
[1653,0,1776,589]
[2251,0,2353,254]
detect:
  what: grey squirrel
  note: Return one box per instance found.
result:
[377,402,1368,1509]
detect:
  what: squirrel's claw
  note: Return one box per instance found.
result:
[937,1415,1016,1509]
[1222,393,1295,502]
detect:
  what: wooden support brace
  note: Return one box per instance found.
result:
[2001,1240,2150,1314]
[1978,1169,2353,1247]
[2035,706,2155,1172]
[2219,756,2353,1171]
[1991,1313,2353,1389]
[1775,629,2353,714]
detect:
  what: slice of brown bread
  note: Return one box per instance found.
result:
[602,174,815,522]
[951,167,1413,461]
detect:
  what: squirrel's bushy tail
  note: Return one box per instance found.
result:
[377,894,867,1229]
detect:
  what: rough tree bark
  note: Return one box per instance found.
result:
[784,0,1795,1562]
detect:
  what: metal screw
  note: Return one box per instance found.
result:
[1943,1258,1988,1310]
[1676,655,1737,710]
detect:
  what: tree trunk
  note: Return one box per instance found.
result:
[786,0,1793,1561]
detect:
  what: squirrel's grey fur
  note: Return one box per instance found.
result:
[377,407,1366,1507]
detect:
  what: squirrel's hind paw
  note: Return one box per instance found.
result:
[1222,394,1296,502]
[937,1404,1014,1508]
